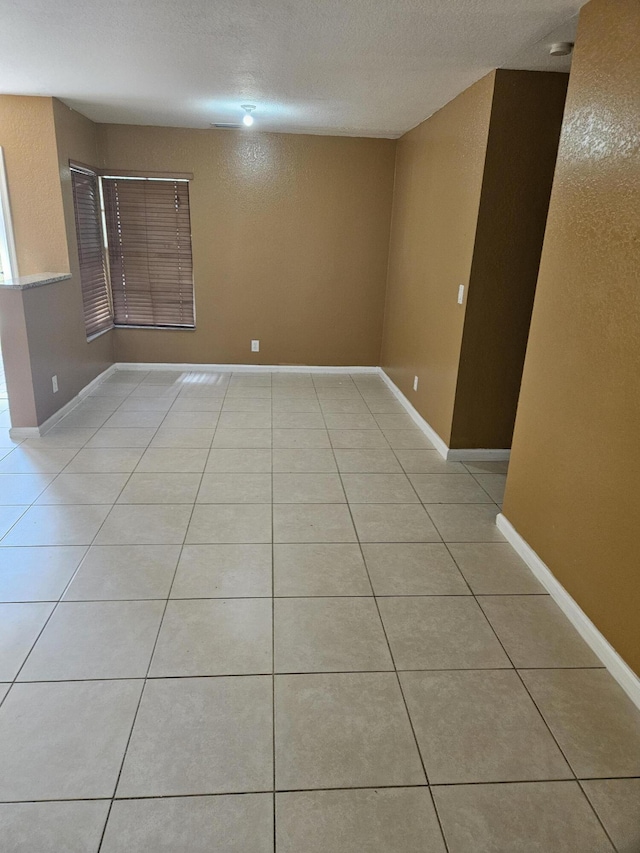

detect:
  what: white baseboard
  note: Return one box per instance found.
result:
[496,513,640,710]
[9,364,117,438]
[116,362,379,374]
[377,368,510,462]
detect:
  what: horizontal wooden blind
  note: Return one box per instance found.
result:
[71,166,113,338]
[102,178,194,328]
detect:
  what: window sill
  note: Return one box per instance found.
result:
[86,325,114,343]
[114,325,196,331]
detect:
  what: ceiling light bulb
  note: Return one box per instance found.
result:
[241,105,256,127]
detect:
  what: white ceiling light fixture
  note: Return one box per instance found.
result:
[241,105,256,127]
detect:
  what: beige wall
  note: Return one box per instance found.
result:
[97,125,396,366]
[380,74,495,443]
[0,96,69,276]
[451,70,568,448]
[503,0,640,674]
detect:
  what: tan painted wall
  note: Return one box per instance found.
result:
[451,70,568,448]
[503,0,640,674]
[0,96,69,276]
[380,74,495,443]
[96,125,396,366]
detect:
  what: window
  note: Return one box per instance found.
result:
[70,164,113,338]
[102,177,194,328]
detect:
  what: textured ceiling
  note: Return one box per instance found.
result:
[1,0,582,137]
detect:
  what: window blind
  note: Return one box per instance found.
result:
[102,178,195,328]
[71,166,113,338]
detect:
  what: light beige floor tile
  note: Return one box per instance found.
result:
[0,679,142,800]
[224,386,271,398]
[362,543,469,595]
[274,543,371,596]
[86,428,157,448]
[95,504,192,545]
[36,472,129,504]
[101,793,273,853]
[433,781,614,853]
[364,399,407,414]
[0,800,110,853]
[273,473,345,503]
[272,397,321,412]
[0,505,28,538]
[0,683,9,702]
[394,449,466,473]
[373,414,417,430]
[117,472,201,504]
[272,412,325,429]
[212,429,272,448]
[0,546,86,602]
[273,504,356,543]
[473,473,507,503]
[400,670,571,784]
[342,472,418,503]
[425,504,503,542]
[275,672,425,789]
[197,473,272,503]
[169,396,223,412]
[23,428,97,449]
[319,398,369,414]
[229,375,272,387]
[56,409,111,428]
[447,543,545,594]
[275,597,392,672]
[463,460,509,474]
[272,429,330,449]
[118,396,175,412]
[520,668,640,778]
[329,429,388,449]
[136,447,208,473]
[272,449,337,473]
[171,544,272,598]
[379,597,510,669]
[222,397,272,412]
[64,448,144,473]
[0,602,54,680]
[383,430,435,450]
[322,413,379,429]
[161,410,219,428]
[150,598,272,676]
[19,600,164,680]
[582,778,640,853]
[351,504,440,542]
[0,448,78,474]
[129,385,180,399]
[313,376,356,388]
[206,448,272,472]
[89,382,139,397]
[117,676,273,796]
[409,473,494,503]
[334,449,402,473]
[277,788,446,853]
[64,545,180,600]
[217,411,272,429]
[186,504,272,543]
[2,504,111,546]
[102,410,166,429]
[150,428,214,448]
[479,595,601,667]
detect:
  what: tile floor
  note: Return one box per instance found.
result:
[0,369,639,852]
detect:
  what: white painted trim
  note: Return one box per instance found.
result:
[496,513,640,710]
[447,448,511,462]
[9,364,117,438]
[116,362,379,374]
[0,146,20,283]
[377,368,510,462]
[377,368,450,458]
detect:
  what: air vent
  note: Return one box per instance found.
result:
[211,122,241,129]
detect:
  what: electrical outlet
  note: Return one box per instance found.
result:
[413,376,419,392]
[251,340,260,352]
[52,375,58,393]
[457,284,465,304]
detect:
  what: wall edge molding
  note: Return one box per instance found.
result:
[116,362,380,374]
[377,368,510,462]
[496,513,640,710]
